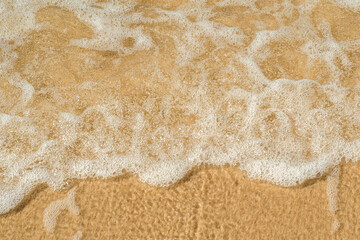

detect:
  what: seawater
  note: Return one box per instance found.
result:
[1,0,360,215]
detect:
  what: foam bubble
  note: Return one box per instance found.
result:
[43,187,79,233]
[327,166,340,233]
[1,0,360,220]
[72,231,83,240]
[332,0,360,12]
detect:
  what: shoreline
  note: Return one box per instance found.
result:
[1,162,359,239]
[1,1,360,239]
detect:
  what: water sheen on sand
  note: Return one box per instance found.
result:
[1,0,360,214]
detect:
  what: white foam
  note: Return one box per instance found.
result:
[327,166,340,233]
[0,168,51,214]
[215,0,257,8]
[1,0,360,222]
[43,187,79,233]
[332,0,360,12]
[72,231,83,240]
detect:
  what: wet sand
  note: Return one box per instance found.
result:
[1,162,360,239]
[2,1,360,239]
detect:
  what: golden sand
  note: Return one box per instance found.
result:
[1,1,360,239]
[1,163,360,239]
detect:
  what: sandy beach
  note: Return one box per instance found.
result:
[1,0,360,239]
[0,162,360,239]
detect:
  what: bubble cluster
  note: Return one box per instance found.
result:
[43,187,79,233]
[1,0,360,214]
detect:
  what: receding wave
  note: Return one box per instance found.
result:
[1,0,360,214]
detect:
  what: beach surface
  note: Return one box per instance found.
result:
[1,1,360,239]
[1,163,360,239]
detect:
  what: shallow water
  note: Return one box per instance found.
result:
[1,0,360,214]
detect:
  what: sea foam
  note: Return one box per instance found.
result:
[1,0,360,216]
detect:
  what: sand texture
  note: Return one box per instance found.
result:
[0,163,360,239]
[1,0,360,239]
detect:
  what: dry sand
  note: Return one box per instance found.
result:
[1,1,360,239]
